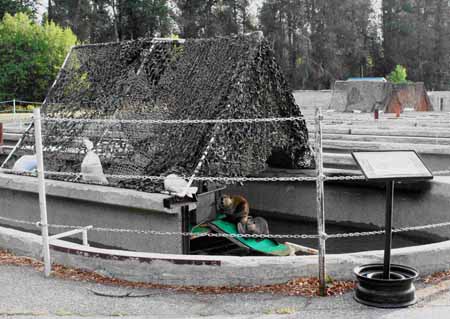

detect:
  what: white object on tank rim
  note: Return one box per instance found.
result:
[81,138,108,185]
[164,174,198,198]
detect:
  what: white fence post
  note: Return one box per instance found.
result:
[34,108,51,277]
[315,107,327,296]
[12,98,16,123]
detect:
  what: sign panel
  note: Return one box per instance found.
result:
[352,151,433,181]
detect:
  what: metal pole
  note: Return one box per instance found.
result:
[181,132,216,197]
[34,108,51,277]
[12,98,16,123]
[42,46,73,107]
[315,107,327,296]
[82,230,89,246]
[181,205,190,254]
[383,180,395,279]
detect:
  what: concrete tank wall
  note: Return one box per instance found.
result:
[293,90,332,109]
[0,173,186,254]
[428,91,450,112]
[331,81,390,112]
[228,176,450,240]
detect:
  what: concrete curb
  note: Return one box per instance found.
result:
[1,226,450,287]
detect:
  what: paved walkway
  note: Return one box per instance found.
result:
[1,264,450,318]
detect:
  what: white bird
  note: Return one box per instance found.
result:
[164,174,198,198]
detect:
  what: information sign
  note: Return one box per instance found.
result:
[352,151,433,181]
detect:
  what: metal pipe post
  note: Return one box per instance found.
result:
[82,230,89,246]
[34,108,51,277]
[315,107,327,296]
[181,205,190,254]
[383,180,395,279]
[12,98,16,123]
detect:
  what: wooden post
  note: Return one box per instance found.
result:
[34,108,51,277]
[315,107,327,296]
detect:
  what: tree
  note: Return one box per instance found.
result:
[259,0,374,90]
[115,0,172,40]
[48,0,174,43]
[0,0,36,19]
[48,0,91,41]
[382,0,450,90]
[173,0,255,38]
[387,65,408,83]
[0,13,77,101]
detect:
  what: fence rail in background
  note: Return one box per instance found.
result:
[0,99,42,116]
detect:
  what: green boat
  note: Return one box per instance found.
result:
[191,214,293,256]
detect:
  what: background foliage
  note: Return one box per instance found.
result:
[0,0,449,102]
[387,65,408,84]
[0,12,77,101]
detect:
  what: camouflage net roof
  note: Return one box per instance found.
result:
[13,33,314,193]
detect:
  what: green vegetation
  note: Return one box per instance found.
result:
[0,0,36,19]
[0,1,449,93]
[0,13,77,102]
[388,65,408,84]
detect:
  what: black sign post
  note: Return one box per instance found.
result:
[383,180,394,280]
[351,150,433,308]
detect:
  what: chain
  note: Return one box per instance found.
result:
[41,116,304,125]
[324,175,365,181]
[393,221,450,233]
[328,221,450,238]
[3,214,450,240]
[41,222,319,239]
[327,230,386,238]
[0,215,39,226]
[433,170,450,176]
[0,168,319,182]
[4,168,450,183]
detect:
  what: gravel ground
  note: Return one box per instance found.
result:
[1,265,450,318]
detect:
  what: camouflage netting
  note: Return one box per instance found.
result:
[12,33,314,193]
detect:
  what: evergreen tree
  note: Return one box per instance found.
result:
[174,0,254,38]
[382,0,450,90]
[0,0,36,19]
[259,0,374,90]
